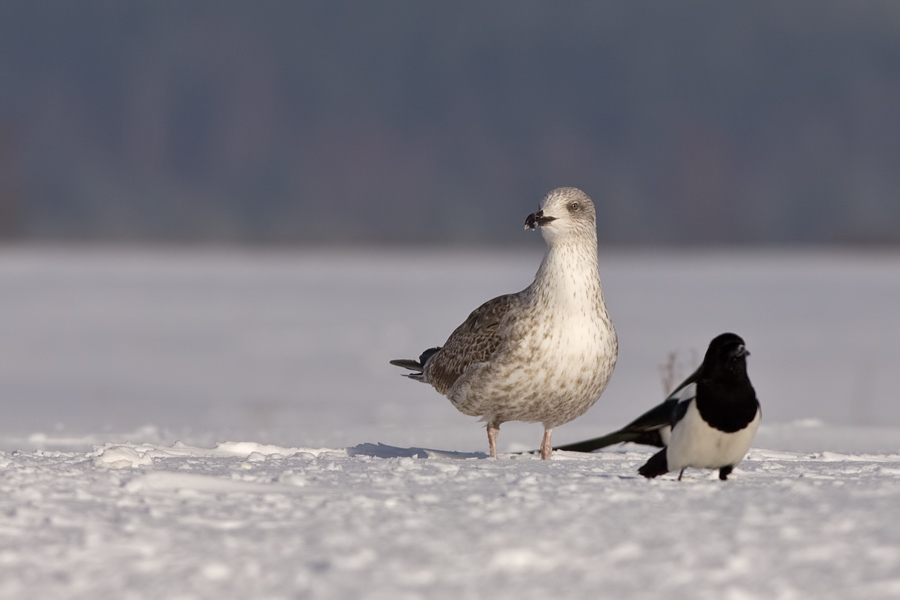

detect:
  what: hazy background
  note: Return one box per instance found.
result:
[2,1,900,246]
[2,3,900,448]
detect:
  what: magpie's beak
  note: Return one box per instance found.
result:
[732,345,750,358]
[525,210,557,230]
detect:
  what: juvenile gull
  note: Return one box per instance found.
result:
[391,187,617,459]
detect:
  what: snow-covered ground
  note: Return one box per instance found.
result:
[5,440,900,599]
[2,246,900,598]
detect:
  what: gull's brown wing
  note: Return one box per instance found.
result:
[425,293,523,394]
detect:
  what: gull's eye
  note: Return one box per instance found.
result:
[569,202,580,212]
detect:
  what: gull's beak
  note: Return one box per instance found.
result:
[525,210,557,230]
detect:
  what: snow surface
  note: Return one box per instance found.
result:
[6,440,900,599]
[2,246,900,598]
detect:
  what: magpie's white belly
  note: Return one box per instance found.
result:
[666,402,760,471]
[659,426,672,446]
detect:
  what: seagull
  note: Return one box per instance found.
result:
[557,333,759,480]
[390,187,617,460]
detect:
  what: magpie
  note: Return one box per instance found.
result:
[556,333,760,481]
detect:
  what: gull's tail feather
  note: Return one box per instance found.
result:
[638,448,669,479]
[390,347,441,382]
[389,359,423,371]
[554,429,666,453]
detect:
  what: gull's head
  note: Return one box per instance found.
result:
[525,187,596,244]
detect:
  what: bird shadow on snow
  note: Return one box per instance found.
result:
[347,442,487,460]
[347,443,601,462]
[346,443,647,479]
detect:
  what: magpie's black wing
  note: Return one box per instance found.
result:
[553,363,703,453]
[669,363,702,398]
[666,365,701,428]
[671,396,691,427]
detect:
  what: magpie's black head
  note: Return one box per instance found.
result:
[702,332,750,377]
[696,332,757,432]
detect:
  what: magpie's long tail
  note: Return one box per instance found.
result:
[637,448,669,478]
[553,429,666,453]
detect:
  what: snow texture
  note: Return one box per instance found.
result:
[1,247,900,598]
[5,440,900,599]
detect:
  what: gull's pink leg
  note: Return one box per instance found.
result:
[540,428,554,460]
[487,425,499,459]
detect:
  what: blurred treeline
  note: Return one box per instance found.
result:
[1,2,899,245]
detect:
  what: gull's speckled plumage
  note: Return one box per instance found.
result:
[391,188,617,459]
